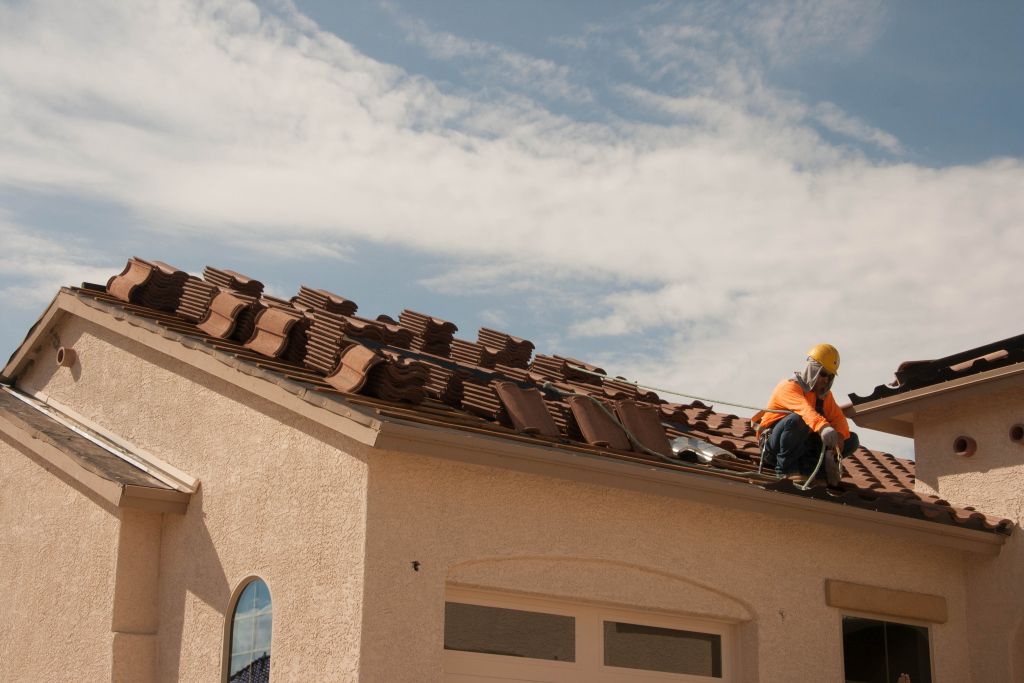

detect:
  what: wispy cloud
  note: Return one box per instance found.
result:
[0,214,118,308]
[382,4,593,104]
[0,0,1021,458]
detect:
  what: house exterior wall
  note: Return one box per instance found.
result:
[359,448,975,683]
[14,316,371,682]
[913,385,1024,683]
[0,433,120,681]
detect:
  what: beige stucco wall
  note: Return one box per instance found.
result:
[359,448,975,683]
[15,315,371,682]
[0,430,119,681]
[913,385,1024,683]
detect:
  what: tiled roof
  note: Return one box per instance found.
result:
[33,257,1012,536]
[849,333,1024,405]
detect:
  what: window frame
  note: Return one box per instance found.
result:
[222,575,274,683]
[444,586,735,682]
[837,609,935,683]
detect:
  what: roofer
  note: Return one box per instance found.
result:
[756,344,859,485]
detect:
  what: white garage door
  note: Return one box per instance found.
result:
[444,588,735,683]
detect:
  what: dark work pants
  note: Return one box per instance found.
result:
[766,412,859,477]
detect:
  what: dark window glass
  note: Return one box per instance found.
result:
[444,602,575,662]
[842,616,931,683]
[603,621,722,677]
[229,579,272,682]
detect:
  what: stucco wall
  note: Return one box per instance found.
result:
[913,385,1024,683]
[0,432,119,681]
[359,449,975,683]
[17,315,371,682]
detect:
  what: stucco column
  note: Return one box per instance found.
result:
[110,508,162,683]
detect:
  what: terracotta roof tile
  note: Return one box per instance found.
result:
[293,286,357,316]
[850,333,1024,404]
[244,306,305,359]
[57,258,1014,537]
[567,395,631,450]
[197,290,254,339]
[494,381,560,437]
[107,257,188,311]
[202,266,264,296]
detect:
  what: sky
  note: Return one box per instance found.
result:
[1,0,1022,459]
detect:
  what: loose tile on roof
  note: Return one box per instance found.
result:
[25,258,1013,537]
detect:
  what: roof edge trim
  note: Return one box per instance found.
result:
[373,417,1005,556]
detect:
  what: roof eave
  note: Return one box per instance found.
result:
[372,416,1007,556]
[846,363,1024,438]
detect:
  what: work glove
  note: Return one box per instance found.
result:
[820,426,842,450]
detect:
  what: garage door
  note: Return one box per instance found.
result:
[444,588,734,683]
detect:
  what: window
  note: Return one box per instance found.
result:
[443,587,733,681]
[227,578,272,683]
[842,616,931,683]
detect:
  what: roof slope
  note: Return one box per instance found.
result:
[5,257,1010,536]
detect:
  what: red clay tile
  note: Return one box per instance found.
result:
[197,290,254,339]
[567,395,630,450]
[326,344,382,393]
[613,400,672,457]
[203,267,264,296]
[494,382,560,436]
[244,306,305,358]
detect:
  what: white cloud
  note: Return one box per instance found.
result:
[384,6,593,104]
[0,0,1021,460]
[0,215,119,308]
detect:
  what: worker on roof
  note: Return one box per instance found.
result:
[756,344,859,485]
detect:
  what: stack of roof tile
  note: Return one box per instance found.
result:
[177,277,219,323]
[368,315,413,349]
[202,267,264,297]
[292,286,358,316]
[305,311,353,374]
[399,310,457,356]
[244,305,306,359]
[421,364,464,406]
[461,375,508,424]
[107,258,188,311]
[364,352,430,403]
[478,328,534,369]
[197,291,258,340]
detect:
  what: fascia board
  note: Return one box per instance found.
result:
[372,417,1005,556]
[848,364,1024,436]
[6,291,383,447]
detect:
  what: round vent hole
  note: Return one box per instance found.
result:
[953,436,977,457]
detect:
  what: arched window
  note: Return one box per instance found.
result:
[227,578,272,683]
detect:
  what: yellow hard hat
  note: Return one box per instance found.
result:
[807,343,840,375]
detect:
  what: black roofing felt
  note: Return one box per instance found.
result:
[0,389,170,489]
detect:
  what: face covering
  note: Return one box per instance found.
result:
[794,359,832,396]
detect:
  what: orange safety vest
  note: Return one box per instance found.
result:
[752,379,850,438]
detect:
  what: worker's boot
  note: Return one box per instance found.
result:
[825,450,842,488]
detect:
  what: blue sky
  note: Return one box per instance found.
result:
[1,0,1022,458]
